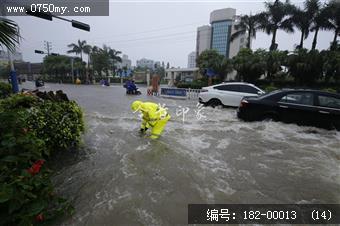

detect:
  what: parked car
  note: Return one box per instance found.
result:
[237,89,340,130]
[198,82,265,107]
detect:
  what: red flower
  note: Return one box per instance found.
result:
[27,159,45,176]
[35,213,44,222]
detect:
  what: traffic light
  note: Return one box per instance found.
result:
[35,50,45,54]
[72,20,90,32]
[26,10,52,21]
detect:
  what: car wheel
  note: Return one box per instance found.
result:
[208,99,222,108]
[262,113,278,122]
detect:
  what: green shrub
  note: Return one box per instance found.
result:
[176,82,205,89]
[263,85,278,93]
[322,88,337,93]
[0,95,38,110]
[0,106,73,226]
[0,82,12,99]
[28,100,85,152]
[0,92,84,225]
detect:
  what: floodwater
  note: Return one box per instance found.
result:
[23,82,340,225]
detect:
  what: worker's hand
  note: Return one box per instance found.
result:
[140,127,148,133]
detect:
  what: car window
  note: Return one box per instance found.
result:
[240,85,259,94]
[279,93,314,106]
[214,85,240,92]
[318,95,340,109]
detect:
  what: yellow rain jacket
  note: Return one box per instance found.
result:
[136,102,171,139]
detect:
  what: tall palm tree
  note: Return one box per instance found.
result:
[258,0,295,51]
[230,14,260,49]
[0,18,20,52]
[67,39,88,61]
[82,44,92,67]
[291,5,311,49]
[108,48,122,74]
[326,0,340,49]
[309,0,331,50]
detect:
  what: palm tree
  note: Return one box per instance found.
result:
[258,0,295,51]
[309,0,331,50]
[82,44,92,67]
[67,39,88,61]
[326,0,340,49]
[108,48,122,74]
[0,18,20,52]
[230,14,260,49]
[291,5,311,49]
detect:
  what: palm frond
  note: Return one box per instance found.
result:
[0,18,20,52]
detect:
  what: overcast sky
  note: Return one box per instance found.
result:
[6,0,335,67]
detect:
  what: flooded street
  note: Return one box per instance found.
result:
[23,82,340,225]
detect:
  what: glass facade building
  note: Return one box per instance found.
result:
[211,20,233,58]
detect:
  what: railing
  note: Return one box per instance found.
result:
[160,87,202,99]
[185,88,202,99]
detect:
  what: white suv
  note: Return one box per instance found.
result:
[198,82,265,107]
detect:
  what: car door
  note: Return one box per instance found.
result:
[213,84,241,106]
[276,92,317,125]
[315,94,340,129]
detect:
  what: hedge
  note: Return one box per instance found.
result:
[0,82,12,99]
[0,91,84,225]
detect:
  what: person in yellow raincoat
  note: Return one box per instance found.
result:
[131,100,171,139]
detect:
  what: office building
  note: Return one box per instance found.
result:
[196,25,211,57]
[187,51,196,68]
[117,54,132,69]
[136,58,154,69]
[195,8,248,59]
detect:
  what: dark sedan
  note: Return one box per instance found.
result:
[237,89,340,130]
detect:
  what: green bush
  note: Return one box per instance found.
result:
[0,82,12,99]
[0,92,84,225]
[263,85,278,93]
[322,88,337,93]
[28,100,85,152]
[176,81,205,89]
[0,106,73,226]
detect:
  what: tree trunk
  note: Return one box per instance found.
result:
[86,55,90,84]
[332,29,338,47]
[270,29,277,51]
[247,28,251,49]
[311,27,319,50]
[299,30,304,49]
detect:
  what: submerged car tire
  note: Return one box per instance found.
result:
[208,98,222,108]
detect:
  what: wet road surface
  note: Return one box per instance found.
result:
[22,82,340,225]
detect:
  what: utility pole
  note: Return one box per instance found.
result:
[44,41,52,55]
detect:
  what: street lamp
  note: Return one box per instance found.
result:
[26,10,90,31]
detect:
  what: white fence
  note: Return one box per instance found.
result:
[160,87,202,99]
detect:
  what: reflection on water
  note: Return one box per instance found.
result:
[22,83,339,225]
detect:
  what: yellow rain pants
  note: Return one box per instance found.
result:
[139,102,171,139]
